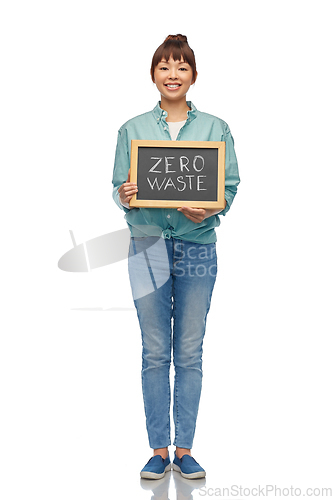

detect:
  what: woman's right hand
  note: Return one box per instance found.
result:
[118,171,138,204]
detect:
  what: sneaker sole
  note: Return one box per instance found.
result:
[140,463,171,479]
[172,463,206,479]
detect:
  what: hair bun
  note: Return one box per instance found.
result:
[164,34,188,43]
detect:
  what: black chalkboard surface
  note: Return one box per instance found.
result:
[129,140,225,209]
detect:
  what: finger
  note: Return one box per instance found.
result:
[185,215,204,223]
[180,212,205,223]
[178,206,205,214]
[120,191,137,202]
[121,183,138,190]
[118,183,137,194]
[123,188,138,197]
[178,207,205,218]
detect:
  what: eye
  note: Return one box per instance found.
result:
[179,67,188,71]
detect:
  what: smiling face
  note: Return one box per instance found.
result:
[153,57,194,103]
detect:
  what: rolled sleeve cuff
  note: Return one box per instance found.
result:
[219,189,236,216]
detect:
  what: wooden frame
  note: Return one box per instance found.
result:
[129,140,225,209]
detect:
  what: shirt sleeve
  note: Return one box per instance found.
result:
[112,127,132,213]
[219,123,240,216]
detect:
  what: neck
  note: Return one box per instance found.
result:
[160,96,191,122]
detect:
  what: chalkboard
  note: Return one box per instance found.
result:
[129,140,225,209]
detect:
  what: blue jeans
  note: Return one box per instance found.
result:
[128,236,217,449]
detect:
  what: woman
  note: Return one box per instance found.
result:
[112,34,240,479]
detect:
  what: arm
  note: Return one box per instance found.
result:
[179,123,240,223]
[219,123,240,216]
[112,128,137,211]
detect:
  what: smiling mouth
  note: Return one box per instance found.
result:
[165,84,181,89]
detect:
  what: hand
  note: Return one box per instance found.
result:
[118,171,138,204]
[177,207,207,223]
[177,202,227,223]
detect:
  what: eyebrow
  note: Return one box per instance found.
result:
[157,60,190,65]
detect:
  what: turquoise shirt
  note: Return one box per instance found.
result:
[112,101,240,244]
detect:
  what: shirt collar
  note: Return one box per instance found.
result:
[152,101,198,122]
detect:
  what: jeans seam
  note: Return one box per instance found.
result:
[172,239,179,445]
[174,369,179,445]
[168,261,173,445]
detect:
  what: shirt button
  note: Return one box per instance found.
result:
[162,111,166,115]
[164,127,167,130]
[167,214,171,219]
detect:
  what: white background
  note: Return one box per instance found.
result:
[1,1,332,498]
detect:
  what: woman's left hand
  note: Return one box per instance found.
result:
[177,207,217,223]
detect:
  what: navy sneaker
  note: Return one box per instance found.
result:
[140,454,171,479]
[172,452,206,479]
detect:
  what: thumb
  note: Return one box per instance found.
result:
[127,170,131,182]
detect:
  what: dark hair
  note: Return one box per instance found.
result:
[150,34,197,84]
